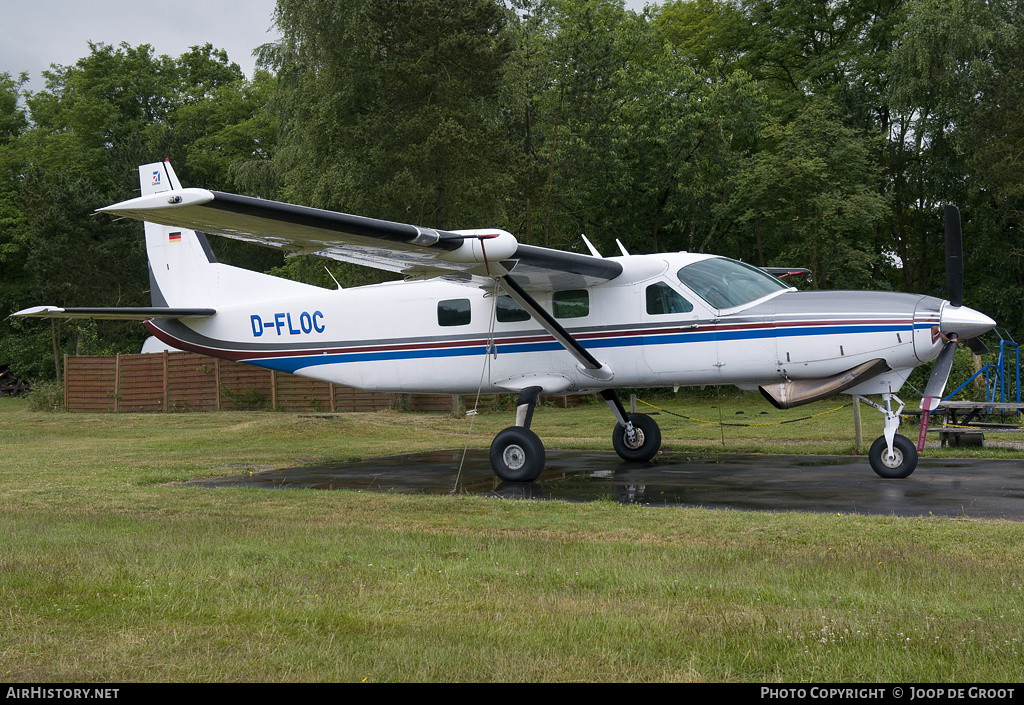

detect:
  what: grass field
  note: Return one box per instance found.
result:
[1,392,1023,682]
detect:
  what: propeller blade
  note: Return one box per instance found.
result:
[966,337,989,355]
[918,337,957,451]
[944,205,963,308]
[924,338,958,403]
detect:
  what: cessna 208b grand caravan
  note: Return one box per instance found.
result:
[14,161,996,481]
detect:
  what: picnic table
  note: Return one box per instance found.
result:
[0,364,31,397]
[927,401,1024,447]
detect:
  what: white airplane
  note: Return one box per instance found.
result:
[14,161,996,481]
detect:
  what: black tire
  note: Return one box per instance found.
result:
[868,434,918,478]
[612,412,662,462]
[489,426,546,482]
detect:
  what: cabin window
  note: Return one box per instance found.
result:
[552,289,589,319]
[646,282,694,315]
[496,295,531,323]
[437,298,471,326]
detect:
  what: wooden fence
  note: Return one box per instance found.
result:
[62,352,457,413]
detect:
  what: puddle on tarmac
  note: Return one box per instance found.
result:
[181,448,1024,518]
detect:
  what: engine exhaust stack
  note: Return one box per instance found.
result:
[759,358,891,410]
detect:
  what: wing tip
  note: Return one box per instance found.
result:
[9,306,64,319]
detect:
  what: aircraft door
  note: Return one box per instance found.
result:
[713,309,779,385]
[639,280,720,387]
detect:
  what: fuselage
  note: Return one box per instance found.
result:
[148,252,952,397]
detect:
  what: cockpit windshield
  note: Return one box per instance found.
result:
[677,257,789,309]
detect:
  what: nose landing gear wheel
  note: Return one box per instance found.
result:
[490,426,546,482]
[868,434,918,478]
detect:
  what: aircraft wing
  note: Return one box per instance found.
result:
[99,189,622,290]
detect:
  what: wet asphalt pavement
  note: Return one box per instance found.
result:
[187,449,1024,520]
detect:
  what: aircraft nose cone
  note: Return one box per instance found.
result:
[940,303,996,339]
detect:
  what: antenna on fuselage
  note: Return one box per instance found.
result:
[581,234,603,258]
[325,266,343,290]
[616,239,630,256]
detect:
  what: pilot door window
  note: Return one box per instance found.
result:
[645,282,694,315]
[437,298,472,326]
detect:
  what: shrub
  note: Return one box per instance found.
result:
[26,380,63,412]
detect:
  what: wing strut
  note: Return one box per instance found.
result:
[497,275,613,381]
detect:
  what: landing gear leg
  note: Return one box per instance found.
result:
[855,393,918,478]
[602,390,662,462]
[489,386,546,482]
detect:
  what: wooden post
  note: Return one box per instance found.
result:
[215,358,221,410]
[270,369,278,410]
[114,353,121,412]
[162,350,169,411]
[853,397,862,454]
[51,320,62,385]
[62,353,68,411]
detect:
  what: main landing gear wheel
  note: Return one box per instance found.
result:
[490,426,546,483]
[612,412,662,462]
[868,434,918,479]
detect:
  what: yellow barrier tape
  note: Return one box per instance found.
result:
[635,397,852,428]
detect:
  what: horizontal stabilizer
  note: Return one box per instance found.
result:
[763,267,811,279]
[11,306,216,321]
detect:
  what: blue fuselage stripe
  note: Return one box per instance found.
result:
[248,322,915,374]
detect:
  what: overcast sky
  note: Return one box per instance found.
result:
[4,0,657,94]
[2,0,281,92]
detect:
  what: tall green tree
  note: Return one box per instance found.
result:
[881,0,1024,330]
[652,0,752,76]
[0,72,28,144]
[0,43,272,379]
[514,0,761,259]
[733,99,888,289]
[525,0,651,250]
[262,0,515,230]
[0,72,34,376]
[956,0,1024,334]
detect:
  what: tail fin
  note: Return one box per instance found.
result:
[141,161,220,308]
[141,160,183,195]
[139,161,323,308]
